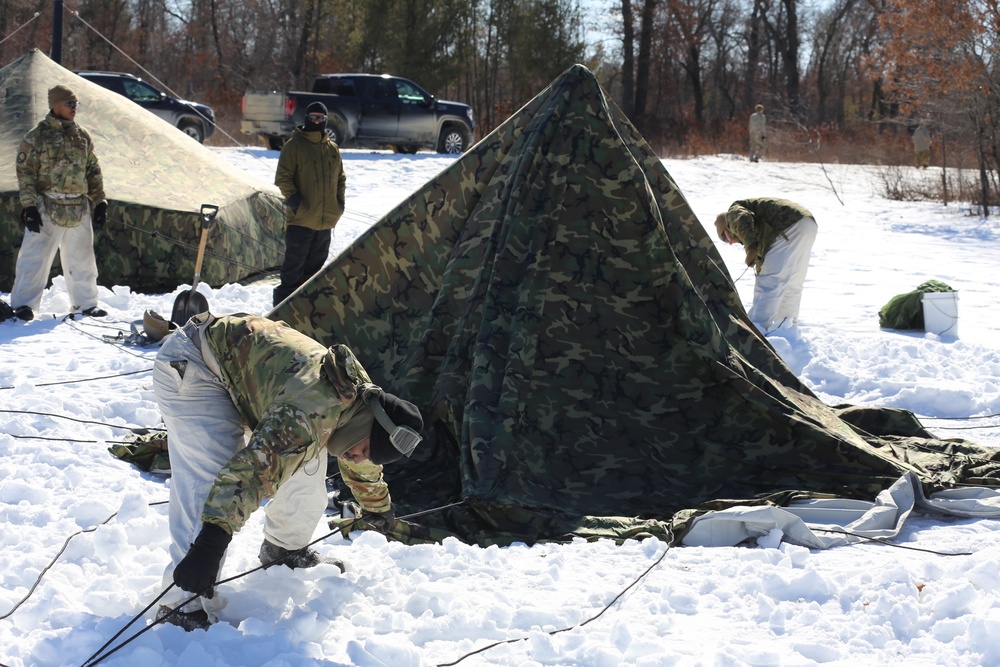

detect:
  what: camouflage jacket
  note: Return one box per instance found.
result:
[721,197,813,265]
[16,114,106,227]
[275,127,346,231]
[200,314,389,534]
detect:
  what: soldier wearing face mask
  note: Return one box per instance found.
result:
[272,101,346,307]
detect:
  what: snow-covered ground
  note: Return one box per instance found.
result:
[2,148,999,666]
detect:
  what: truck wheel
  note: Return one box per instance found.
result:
[329,117,346,145]
[438,125,469,154]
[179,121,205,143]
[267,136,286,151]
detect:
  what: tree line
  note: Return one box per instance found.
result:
[2,0,998,212]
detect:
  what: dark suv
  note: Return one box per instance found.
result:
[74,71,216,143]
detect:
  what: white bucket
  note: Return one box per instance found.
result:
[922,291,959,336]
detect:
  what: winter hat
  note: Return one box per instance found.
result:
[368,392,423,465]
[714,213,731,243]
[48,85,78,109]
[303,101,328,132]
[306,102,328,116]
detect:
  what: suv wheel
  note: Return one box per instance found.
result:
[179,121,204,143]
[438,125,469,154]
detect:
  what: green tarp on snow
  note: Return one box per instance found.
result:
[267,64,1000,546]
[1,49,285,293]
[878,279,955,330]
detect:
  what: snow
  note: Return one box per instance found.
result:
[2,148,1000,667]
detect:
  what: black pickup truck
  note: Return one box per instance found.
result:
[241,74,475,154]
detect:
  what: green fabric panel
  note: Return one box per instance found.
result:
[0,50,285,292]
[258,66,998,546]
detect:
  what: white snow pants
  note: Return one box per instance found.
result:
[152,323,329,614]
[10,202,99,312]
[748,216,818,332]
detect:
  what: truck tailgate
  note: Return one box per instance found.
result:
[242,91,290,122]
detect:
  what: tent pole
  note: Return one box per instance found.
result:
[50,0,63,64]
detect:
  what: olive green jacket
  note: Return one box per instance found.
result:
[274,127,346,231]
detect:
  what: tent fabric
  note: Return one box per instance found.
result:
[878,279,955,330]
[1,50,285,292]
[679,471,1000,549]
[270,64,1000,547]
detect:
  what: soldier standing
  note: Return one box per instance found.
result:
[272,101,346,306]
[913,121,931,169]
[10,84,108,321]
[748,104,766,163]
[152,313,422,630]
[715,198,818,332]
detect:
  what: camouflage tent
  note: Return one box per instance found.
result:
[1,50,284,293]
[272,64,1000,547]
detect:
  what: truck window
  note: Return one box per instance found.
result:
[396,81,427,106]
[123,80,162,103]
[313,78,357,96]
[362,79,396,101]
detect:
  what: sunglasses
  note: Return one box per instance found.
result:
[66,101,79,109]
[306,112,327,122]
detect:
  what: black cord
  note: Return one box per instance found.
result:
[1,500,169,621]
[80,501,466,666]
[436,538,674,666]
[0,409,149,432]
[811,527,974,556]
[61,317,153,360]
[0,367,152,391]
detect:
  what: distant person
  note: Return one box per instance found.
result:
[913,121,931,169]
[715,197,817,332]
[748,104,766,163]
[273,101,346,307]
[10,84,108,321]
[153,313,422,630]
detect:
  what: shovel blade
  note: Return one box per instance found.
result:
[170,290,210,327]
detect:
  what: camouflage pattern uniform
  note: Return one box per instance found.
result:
[11,113,106,312]
[718,197,817,331]
[153,313,388,614]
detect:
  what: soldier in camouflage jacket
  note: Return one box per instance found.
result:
[10,85,108,320]
[715,197,818,332]
[152,313,422,629]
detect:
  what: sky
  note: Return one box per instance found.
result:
[2,148,1000,667]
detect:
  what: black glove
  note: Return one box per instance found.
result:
[363,507,396,533]
[20,206,41,234]
[285,192,302,212]
[92,201,108,229]
[173,523,233,598]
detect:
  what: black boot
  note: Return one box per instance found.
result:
[258,539,345,573]
[155,604,212,631]
[14,305,34,321]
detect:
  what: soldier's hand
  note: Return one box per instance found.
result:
[20,206,41,234]
[92,202,108,229]
[172,523,232,598]
[745,248,759,267]
[285,192,302,212]
[362,507,396,534]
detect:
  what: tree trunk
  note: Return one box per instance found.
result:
[621,0,635,119]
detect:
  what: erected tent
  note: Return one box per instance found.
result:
[1,50,284,293]
[272,64,1000,546]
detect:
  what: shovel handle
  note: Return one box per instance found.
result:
[190,204,217,289]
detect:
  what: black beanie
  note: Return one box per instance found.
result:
[303,102,328,133]
[369,392,423,465]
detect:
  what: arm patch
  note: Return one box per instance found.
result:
[16,152,26,164]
